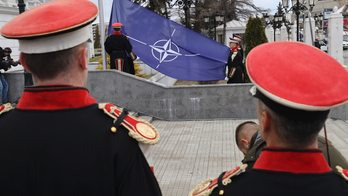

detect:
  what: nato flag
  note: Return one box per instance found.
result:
[108,0,230,81]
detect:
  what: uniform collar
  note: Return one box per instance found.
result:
[249,130,262,149]
[253,147,332,173]
[17,85,97,110]
[231,46,238,53]
[243,134,266,163]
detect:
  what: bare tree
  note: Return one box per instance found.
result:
[191,0,268,41]
[130,0,269,39]
[131,0,172,18]
[94,25,101,49]
[337,0,348,7]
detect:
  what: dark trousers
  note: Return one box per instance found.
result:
[110,51,130,73]
[227,67,243,83]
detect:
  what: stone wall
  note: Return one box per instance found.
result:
[4,70,348,121]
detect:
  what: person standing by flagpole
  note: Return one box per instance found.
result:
[108,0,230,81]
[104,23,136,74]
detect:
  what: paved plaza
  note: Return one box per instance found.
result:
[151,118,348,196]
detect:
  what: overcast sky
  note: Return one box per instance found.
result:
[255,0,280,13]
[89,0,281,23]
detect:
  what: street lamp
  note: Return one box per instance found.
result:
[18,0,34,87]
[314,14,318,36]
[282,0,290,12]
[277,12,284,24]
[285,0,316,41]
[276,13,284,39]
[319,12,324,21]
[204,12,224,41]
[18,0,25,13]
[319,12,324,37]
[314,12,324,39]
[274,13,279,41]
[285,20,294,40]
[307,0,316,11]
[267,13,283,42]
[178,0,194,28]
[263,13,269,28]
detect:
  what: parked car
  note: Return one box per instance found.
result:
[319,41,327,52]
[343,31,348,49]
[344,40,348,50]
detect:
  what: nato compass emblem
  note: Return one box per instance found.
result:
[128,29,199,69]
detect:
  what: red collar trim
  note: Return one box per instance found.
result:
[113,32,122,35]
[231,46,238,53]
[253,147,332,173]
[17,85,98,110]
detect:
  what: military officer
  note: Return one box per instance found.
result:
[235,121,348,172]
[226,38,244,83]
[189,41,348,196]
[104,23,136,74]
[0,1,162,195]
[232,34,244,62]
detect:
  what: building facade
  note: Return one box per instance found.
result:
[216,20,246,46]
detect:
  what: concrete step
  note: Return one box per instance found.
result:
[129,112,138,117]
[137,115,153,123]
[331,119,348,132]
[321,119,348,148]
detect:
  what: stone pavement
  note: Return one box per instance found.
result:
[150,118,348,196]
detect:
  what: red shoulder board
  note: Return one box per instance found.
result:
[189,164,248,196]
[99,103,160,145]
[337,166,348,181]
[0,103,13,116]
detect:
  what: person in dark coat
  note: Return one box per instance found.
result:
[104,23,136,74]
[189,41,348,196]
[315,38,321,49]
[0,47,7,104]
[226,38,244,83]
[0,47,14,104]
[0,1,162,196]
[235,121,348,173]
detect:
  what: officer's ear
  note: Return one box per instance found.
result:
[259,110,272,144]
[78,45,88,70]
[261,111,271,132]
[19,53,31,73]
[241,139,250,148]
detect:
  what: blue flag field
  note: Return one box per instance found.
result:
[108,0,230,81]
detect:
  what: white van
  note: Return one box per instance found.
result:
[343,30,348,49]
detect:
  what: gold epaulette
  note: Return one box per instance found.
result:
[336,166,348,181]
[189,164,247,196]
[0,103,12,116]
[98,103,160,145]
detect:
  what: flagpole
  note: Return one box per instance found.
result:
[98,0,107,70]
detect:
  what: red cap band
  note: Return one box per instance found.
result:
[247,41,348,111]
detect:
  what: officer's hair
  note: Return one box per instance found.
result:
[235,121,258,149]
[258,100,326,148]
[22,42,87,80]
[113,27,121,31]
